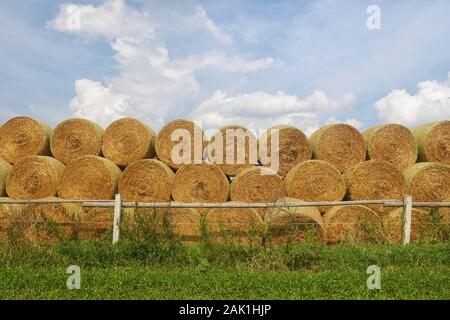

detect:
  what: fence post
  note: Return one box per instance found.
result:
[402,195,413,245]
[112,194,122,245]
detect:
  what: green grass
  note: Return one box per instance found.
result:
[0,240,449,300]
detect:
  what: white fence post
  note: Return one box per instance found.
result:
[402,195,413,245]
[112,194,122,245]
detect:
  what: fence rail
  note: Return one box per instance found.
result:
[1,195,449,245]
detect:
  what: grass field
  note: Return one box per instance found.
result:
[0,238,449,300]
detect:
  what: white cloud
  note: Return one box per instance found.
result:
[325,117,363,129]
[375,72,450,127]
[194,6,233,45]
[191,90,357,136]
[49,0,275,129]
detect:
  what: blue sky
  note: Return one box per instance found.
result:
[1,0,449,134]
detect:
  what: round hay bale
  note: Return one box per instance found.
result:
[230,166,286,218]
[310,124,365,173]
[172,163,229,203]
[18,197,83,242]
[102,118,156,167]
[6,156,65,200]
[58,155,122,200]
[155,119,206,170]
[259,125,311,177]
[0,116,52,164]
[363,124,417,171]
[323,205,381,244]
[383,208,443,244]
[78,207,113,240]
[119,159,174,202]
[346,160,406,215]
[205,205,264,244]
[50,118,104,165]
[265,198,324,245]
[413,121,450,164]
[285,160,346,213]
[404,163,450,215]
[0,158,12,197]
[207,125,258,176]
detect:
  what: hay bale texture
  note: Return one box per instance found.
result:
[323,205,381,244]
[413,120,450,164]
[19,197,83,242]
[205,205,264,244]
[102,118,156,167]
[346,160,406,215]
[58,155,122,200]
[230,167,286,218]
[383,208,443,244]
[207,125,258,176]
[50,118,104,165]
[6,156,65,200]
[0,158,12,197]
[156,119,206,170]
[404,163,450,206]
[77,207,113,240]
[363,124,417,171]
[266,198,324,245]
[310,124,365,173]
[0,116,52,164]
[119,159,174,202]
[172,163,229,203]
[284,160,346,212]
[259,125,311,177]
[0,197,15,240]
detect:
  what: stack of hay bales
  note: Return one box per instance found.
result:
[0,115,449,244]
[259,125,312,177]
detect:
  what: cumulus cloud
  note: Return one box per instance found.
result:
[191,90,357,136]
[49,0,275,128]
[375,72,450,127]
